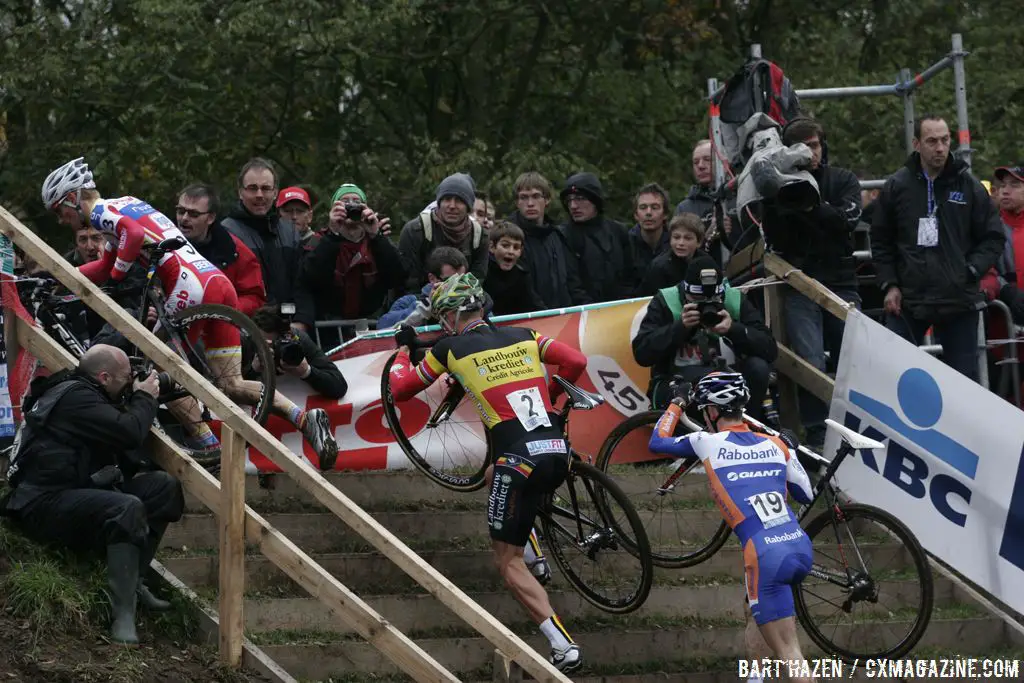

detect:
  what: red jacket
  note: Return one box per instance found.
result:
[194,223,267,316]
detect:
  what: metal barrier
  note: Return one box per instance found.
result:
[312,318,377,349]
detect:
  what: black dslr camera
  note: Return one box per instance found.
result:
[271,303,305,368]
[344,201,366,221]
[130,358,174,395]
[690,268,725,327]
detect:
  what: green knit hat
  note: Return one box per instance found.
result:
[331,183,366,204]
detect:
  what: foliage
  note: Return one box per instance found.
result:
[0,0,1020,246]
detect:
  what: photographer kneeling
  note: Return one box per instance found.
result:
[632,254,778,417]
[249,304,349,400]
[0,344,184,645]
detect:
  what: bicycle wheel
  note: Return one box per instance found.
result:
[153,304,276,467]
[380,351,491,492]
[794,503,934,662]
[596,410,731,568]
[540,461,653,614]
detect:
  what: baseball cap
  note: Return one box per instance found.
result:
[276,186,311,208]
[994,164,1024,183]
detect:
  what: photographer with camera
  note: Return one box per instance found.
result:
[632,254,777,415]
[0,344,185,645]
[303,183,404,348]
[249,304,348,400]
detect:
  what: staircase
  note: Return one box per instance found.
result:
[161,470,1024,682]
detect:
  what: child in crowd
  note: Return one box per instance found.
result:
[638,213,705,295]
[482,221,546,316]
[378,246,469,328]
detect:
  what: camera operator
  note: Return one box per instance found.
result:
[249,304,348,400]
[0,344,185,645]
[632,254,777,415]
[302,183,405,348]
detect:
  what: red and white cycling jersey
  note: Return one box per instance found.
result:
[83,196,229,315]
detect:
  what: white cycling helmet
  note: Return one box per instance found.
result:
[694,371,750,411]
[41,157,96,211]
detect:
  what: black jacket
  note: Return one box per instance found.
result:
[508,211,589,308]
[637,251,690,297]
[632,285,777,387]
[221,202,315,326]
[560,215,635,303]
[302,231,406,320]
[871,152,1006,319]
[482,255,546,316]
[763,160,862,289]
[397,213,489,294]
[2,371,157,512]
[628,225,670,284]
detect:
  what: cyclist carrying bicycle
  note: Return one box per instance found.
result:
[388,273,587,673]
[648,372,817,683]
[41,158,338,470]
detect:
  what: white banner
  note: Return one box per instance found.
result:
[827,309,1024,616]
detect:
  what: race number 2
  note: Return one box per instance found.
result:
[585,355,649,417]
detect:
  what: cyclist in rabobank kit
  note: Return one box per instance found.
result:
[649,372,817,683]
[388,273,588,674]
[41,158,338,470]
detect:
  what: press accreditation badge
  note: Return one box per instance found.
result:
[917,216,938,247]
[508,387,552,431]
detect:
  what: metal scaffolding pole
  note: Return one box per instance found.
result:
[708,77,725,192]
[900,67,916,156]
[951,33,972,169]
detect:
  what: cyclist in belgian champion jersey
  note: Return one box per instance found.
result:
[41,158,338,470]
[648,372,817,683]
[389,273,588,673]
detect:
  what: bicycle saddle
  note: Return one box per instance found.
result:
[824,419,884,450]
[144,236,188,253]
[554,376,605,411]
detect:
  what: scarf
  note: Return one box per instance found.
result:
[435,211,473,244]
[333,238,377,318]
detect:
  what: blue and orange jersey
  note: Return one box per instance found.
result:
[389,320,586,430]
[648,403,814,544]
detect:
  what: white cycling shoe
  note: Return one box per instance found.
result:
[550,644,582,673]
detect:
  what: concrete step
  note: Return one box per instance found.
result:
[161,509,730,552]
[241,577,958,634]
[256,616,1000,680]
[183,469,716,514]
[161,543,920,595]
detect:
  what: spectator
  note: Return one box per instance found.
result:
[176,182,267,317]
[398,172,488,292]
[249,305,348,400]
[629,183,671,279]
[483,221,545,316]
[474,193,496,232]
[771,117,863,447]
[675,140,737,266]
[220,158,316,329]
[276,186,319,251]
[303,183,404,347]
[871,115,1005,381]
[632,254,777,415]
[1,345,185,645]
[65,225,104,265]
[379,246,468,329]
[559,172,635,303]
[982,163,1024,322]
[507,171,589,308]
[638,213,705,296]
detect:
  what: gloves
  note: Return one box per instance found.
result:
[668,378,692,406]
[777,428,801,452]
[90,465,123,489]
[395,324,418,350]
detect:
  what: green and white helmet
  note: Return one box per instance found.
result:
[430,273,484,315]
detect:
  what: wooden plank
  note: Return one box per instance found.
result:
[0,205,570,683]
[763,284,801,431]
[219,426,246,667]
[725,238,765,282]
[763,252,854,321]
[775,344,834,404]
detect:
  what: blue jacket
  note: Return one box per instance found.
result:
[378,283,432,329]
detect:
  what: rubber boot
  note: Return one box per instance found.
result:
[137,533,170,611]
[106,543,141,645]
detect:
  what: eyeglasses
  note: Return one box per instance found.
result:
[517,192,546,202]
[175,206,212,219]
[243,184,277,194]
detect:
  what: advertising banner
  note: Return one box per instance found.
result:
[828,309,1024,616]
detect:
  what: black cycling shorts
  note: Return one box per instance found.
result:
[486,429,570,546]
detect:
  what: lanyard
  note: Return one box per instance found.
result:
[925,172,937,217]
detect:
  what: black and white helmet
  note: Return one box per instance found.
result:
[41,157,96,211]
[694,371,750,411]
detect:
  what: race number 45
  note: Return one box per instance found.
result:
[585,355,648,417]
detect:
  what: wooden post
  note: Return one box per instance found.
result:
[492,649,524,682]
[219,425,246,667]
[763,284,801,431]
